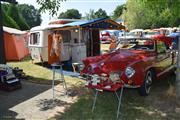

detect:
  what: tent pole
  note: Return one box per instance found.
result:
[79,28,81,62]
[0,1,6,64]
[90,29,93,56]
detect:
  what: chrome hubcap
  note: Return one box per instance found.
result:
[145,71,152,93]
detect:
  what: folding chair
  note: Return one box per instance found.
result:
[86,83,124,119]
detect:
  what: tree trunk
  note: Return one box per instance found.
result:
[176,36,180,99]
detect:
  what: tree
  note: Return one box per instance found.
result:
[2,4,20,29]
[85,9,109,20]
[37,0,66,16]
[58,9,81,19]
[85,9,96,20]
[18,4,42,28]
[94,8,109,19]
[123,0,180,29]
[7,4,30,30]
[112,4,125,20]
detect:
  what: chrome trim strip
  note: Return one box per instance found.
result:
[82,74,140,88]
[124,84,140,88]
[6,79,19,84]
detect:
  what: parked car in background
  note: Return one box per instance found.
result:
[100,30,111,43]
[81,37,176,96]
[100,30,123,43]
[119,29,144,39]
[143,29,160,38]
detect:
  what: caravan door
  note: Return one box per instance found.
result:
[60,30,71,61]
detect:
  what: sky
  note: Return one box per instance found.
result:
[16,0,126,25]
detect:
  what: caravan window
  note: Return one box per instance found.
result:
[59,30,71,43]
[30,32,40,45]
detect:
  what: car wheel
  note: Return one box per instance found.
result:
[139,70,153,96]
[170,67,176,76]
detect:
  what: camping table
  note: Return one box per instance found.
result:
[86,83,124,119]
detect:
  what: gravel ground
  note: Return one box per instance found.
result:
[0,81,77,120]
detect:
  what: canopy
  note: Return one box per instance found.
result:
[53,18,125,30]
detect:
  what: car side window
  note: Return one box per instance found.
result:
[156,41,167,54]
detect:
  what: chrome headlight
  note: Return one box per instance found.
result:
[88,66,92,71]
[125,67,135,78]
[88,64,96,72]
[109,72,120,82]
[79,64,84,71]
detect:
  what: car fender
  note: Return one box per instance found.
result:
[126,60,146,86]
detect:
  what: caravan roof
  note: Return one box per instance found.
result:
[49,19,81,25]
[53,18,125,30]
[31,18,125,32]
[30,24,64,31]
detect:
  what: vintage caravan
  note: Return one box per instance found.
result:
[29,18,125,64]
[29,24,87,63]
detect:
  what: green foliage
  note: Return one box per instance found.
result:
[94,8,109,19]
[37,0,65,16]
[123,0,180,29]
[2,3,41,30]
[7,4,30,30]
[58,9,82,19]
[17,4,42,28]
[85,9,109,20]
[2,4,20,29]
[85,9,96,20]
[1,3,9,10]
[112,4,125,20]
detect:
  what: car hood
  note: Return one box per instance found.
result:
[82,49,154,74]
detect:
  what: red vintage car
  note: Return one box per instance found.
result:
[81,37,177,96]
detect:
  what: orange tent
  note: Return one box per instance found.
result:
[3,26,29,61]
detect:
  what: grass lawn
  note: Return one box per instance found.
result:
[100,43,110,54]
[8,60,83,86]
[49,74,180,120]
[101,43,110,51]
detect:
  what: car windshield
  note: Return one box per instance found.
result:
[144,31,160,37]
[116,38,155,51]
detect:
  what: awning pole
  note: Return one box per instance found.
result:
[79,28,81,43]
[91,29,93,56]
[79,28,81,62]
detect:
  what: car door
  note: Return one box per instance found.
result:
[155,40,172,76]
